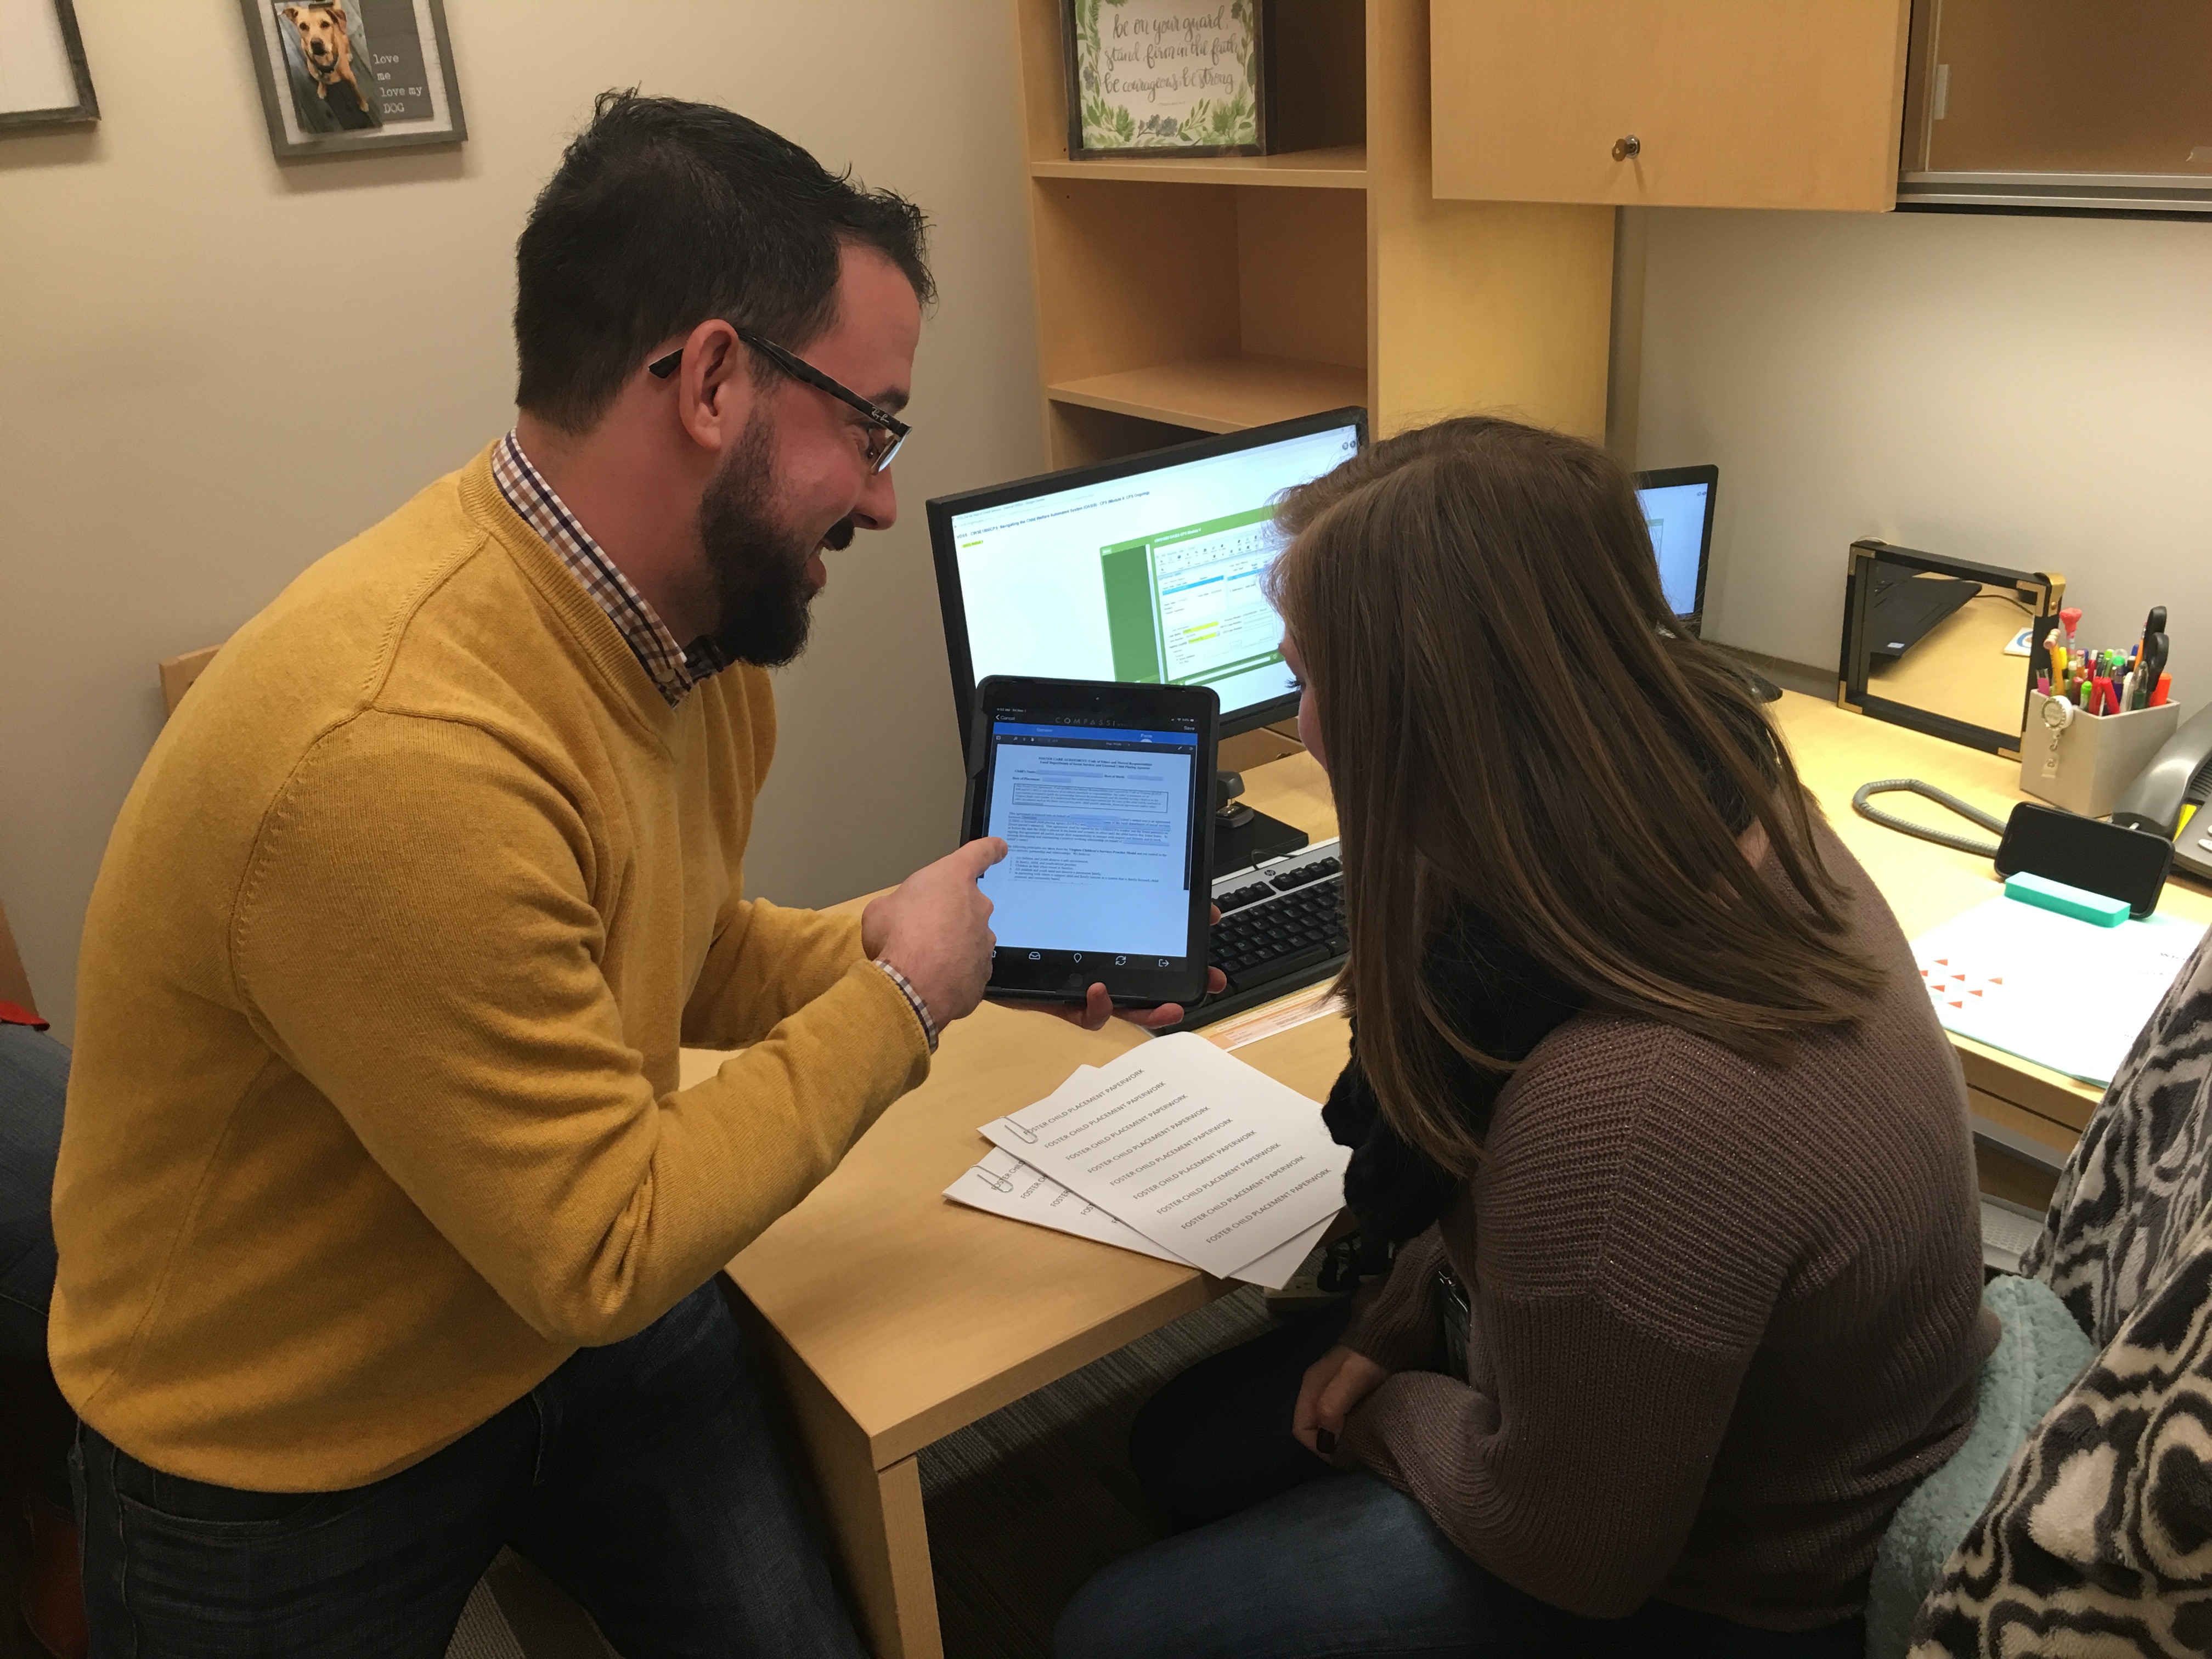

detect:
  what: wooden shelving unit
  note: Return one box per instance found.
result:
[1046,354,1367,435]
[1028,144,1369,189]
[1010,0,1615,470]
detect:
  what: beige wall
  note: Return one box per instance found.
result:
[0,2,1043,1037]
[1633,207,2212,698]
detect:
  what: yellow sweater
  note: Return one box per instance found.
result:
[50,447,929,1490]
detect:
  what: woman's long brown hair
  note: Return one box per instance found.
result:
[1267,416,1883,1174]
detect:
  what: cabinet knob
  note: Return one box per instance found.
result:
[1612,134,1641,161]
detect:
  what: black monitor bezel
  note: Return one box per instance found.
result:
[928,406,1368,757]
[1632,462,1720,637]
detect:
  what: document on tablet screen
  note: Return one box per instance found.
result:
[979,721,1196,959]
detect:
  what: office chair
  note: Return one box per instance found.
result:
[1873,931,2212,1657]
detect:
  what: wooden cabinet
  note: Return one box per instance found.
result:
[1430,1,1912,213]
[1900,0,2212,212]
[1010,0,1615,469]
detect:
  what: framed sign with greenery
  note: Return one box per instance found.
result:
[1063,0,1266,160]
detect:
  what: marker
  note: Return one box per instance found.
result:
[2152,671,2173,707]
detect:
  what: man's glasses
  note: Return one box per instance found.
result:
[647,330,909,474]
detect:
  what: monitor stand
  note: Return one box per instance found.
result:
[1212,808,1308,878]
[1211,770,1308,877]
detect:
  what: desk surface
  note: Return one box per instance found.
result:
[701,752,1339,1470]
[706,689,2211,1472]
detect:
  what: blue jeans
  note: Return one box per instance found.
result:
[72,1281,865,1659]
[1058,1310,1865,1659]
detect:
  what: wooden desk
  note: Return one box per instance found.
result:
[1768,693,2212,1205]
[700,689,2207,1657]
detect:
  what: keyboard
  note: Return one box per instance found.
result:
[1177,839,1347,1031]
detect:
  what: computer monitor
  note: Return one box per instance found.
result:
[1634,463,1719,635]
[928,408,1367,748]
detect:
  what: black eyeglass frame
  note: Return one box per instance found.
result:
[647,330,909,473]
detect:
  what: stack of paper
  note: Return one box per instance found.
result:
[1911,895,2206,1086]
[944,1034,1347,1289]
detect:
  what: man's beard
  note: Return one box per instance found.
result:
[694,416,854,669]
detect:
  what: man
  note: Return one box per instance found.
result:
[51,93,1192,1657]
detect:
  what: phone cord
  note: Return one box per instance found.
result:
[1850,778,2005,860]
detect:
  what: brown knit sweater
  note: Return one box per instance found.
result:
[1334,829,1996,1630]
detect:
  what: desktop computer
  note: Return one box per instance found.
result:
[1634,462,1779,699]
[928,407,1367,880]
[927,431,1728,1028]
[1634,462,1719,635]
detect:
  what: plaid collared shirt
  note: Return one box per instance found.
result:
[488,432,936,1050]
[490,430,731,707]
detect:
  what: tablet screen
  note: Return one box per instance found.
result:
[979,714,1202,974]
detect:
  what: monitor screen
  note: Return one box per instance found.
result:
[1639,479,1709,619]
[930,409,1364,741]
[1633,463,1718,629]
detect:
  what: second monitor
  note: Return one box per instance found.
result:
[929,408,1366,874]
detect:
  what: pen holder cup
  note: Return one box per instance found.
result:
[2020,692,2177,819]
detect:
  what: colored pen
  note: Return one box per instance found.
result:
[2153,671,2173,707]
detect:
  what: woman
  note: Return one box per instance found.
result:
[1057,418,1993,1658]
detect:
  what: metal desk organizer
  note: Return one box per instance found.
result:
[1837,539,2065,761]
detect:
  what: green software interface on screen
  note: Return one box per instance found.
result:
[939,415,1359,724]
[1097,504,1286,689]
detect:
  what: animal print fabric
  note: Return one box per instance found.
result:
[1909,930,2212,1656]
[2023,932,2212,1347]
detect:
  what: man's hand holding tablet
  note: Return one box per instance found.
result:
[1021,912,1229,1031]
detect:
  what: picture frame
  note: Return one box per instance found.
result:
[1063,0,1267,161]
[1837,538,2064,762]
[239,0,465,161]
[0,0,99,134]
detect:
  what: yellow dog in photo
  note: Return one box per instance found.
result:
[283,3,371,115]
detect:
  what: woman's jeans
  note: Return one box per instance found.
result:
[1056,1306,1866,1659]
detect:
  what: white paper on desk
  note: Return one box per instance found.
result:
[978,1032,1348,1279]
[944,1147,1336,1289]
[945,1146,1183,1265]
[1911,897,2206,1086]
[1226,1211,1335,1289]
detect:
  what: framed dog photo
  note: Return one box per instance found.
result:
[240,0,465,160]
[0,0,99,134]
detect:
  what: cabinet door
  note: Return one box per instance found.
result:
[1432,1,1912,212]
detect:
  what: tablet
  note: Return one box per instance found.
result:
[962,676,1218,1007]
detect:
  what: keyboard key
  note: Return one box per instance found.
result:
[1226,942,1331,994]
